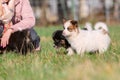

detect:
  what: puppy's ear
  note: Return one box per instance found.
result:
[63,18,67,23]
[71,20,78,27]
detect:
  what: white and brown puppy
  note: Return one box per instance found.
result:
[62,20,111,56]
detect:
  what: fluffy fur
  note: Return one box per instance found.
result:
[0,30,34,54]
[62,20,111,56]
[8,30,34,54]
[84,22,92,31]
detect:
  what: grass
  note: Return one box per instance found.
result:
[0,25,120,80]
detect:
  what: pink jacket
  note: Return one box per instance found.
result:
[11,0,35,32]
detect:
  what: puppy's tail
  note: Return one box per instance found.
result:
[84,22,92,31]
[94,22,109,34]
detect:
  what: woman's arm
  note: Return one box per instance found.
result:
[11,0,35,32]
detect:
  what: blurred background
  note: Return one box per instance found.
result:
[29,0,120,26]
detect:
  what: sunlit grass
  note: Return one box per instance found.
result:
[0,25,120,80]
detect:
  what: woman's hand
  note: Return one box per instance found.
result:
[1,28,13,48]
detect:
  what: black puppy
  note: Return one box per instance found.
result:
[52,30,74,55]
[0,30,34,55]
[8,30,34,54]
[52,30,71,49]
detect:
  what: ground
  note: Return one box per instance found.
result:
[0,25,120,80]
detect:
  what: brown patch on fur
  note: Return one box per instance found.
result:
[68,25,79,33]
[102,29,108,35]
[97,26,109,35]
[70,20,78,27]
[60,40,66,47]
[69,20,79,33]
[67,25,76,32]
[61,40,65,44]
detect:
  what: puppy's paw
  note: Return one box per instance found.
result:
[67,47,74,56]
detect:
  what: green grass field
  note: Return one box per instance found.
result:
[0,25,120,80]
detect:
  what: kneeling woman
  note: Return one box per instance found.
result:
[0,0,40,54]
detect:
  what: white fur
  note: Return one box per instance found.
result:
[84,22,92,31]
[63,21,111,56]
[67,47,74,56]
[94,22,108,32]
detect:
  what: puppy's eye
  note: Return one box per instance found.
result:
[61,40,65,44]
[67,27,72,32]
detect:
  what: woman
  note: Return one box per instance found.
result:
[0,0,40,53]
